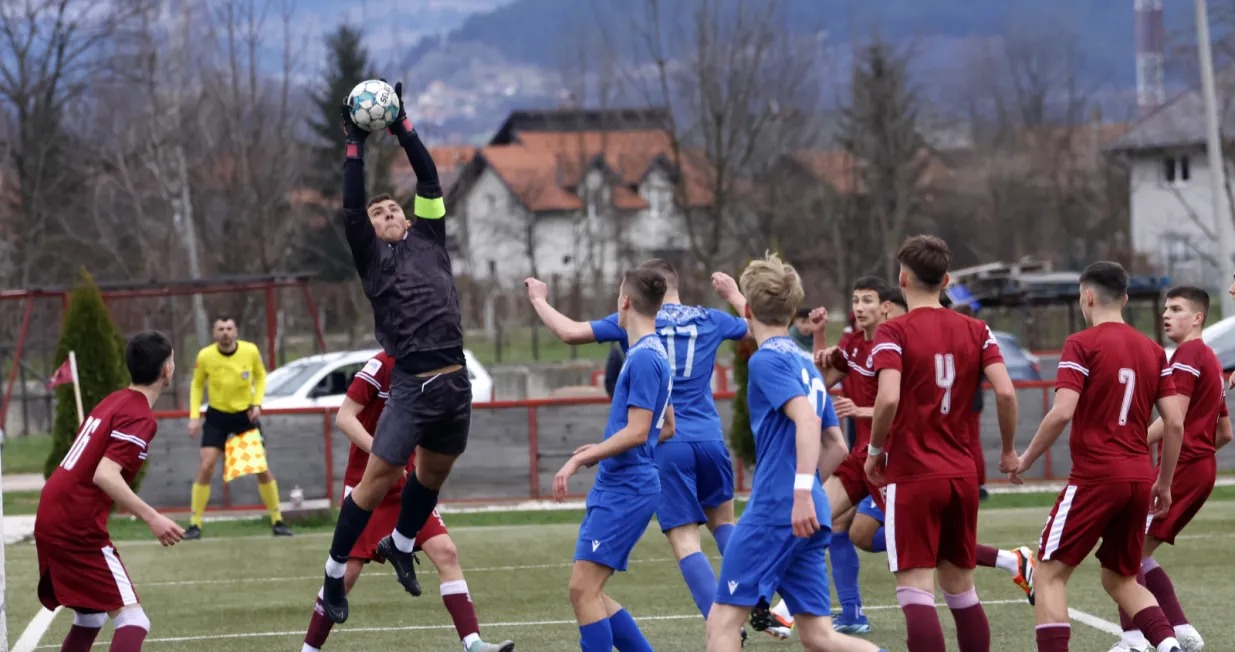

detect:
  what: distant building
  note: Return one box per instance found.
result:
[442,107,710,285]
[1105,70,1235,288]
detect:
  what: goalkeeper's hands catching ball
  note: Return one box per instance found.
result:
[381,79,414,138]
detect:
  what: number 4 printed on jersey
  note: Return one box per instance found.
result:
[61,415,101,470]
[935,353,956,414]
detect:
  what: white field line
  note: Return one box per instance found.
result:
[12,606,60,652]
[1067,608,1124,636]
[33,599,1032,648]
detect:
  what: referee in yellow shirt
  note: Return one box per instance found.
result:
[186,316,293,539]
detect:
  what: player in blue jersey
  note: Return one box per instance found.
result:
[525,260,749,631]
[707,253,887,652]
[550,268,673,652]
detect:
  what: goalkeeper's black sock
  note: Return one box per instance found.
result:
[326,495,372,574]
[391,474,439,553]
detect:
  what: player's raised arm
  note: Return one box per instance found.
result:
[386,82,447,238]
[523,277,607,345]
[339,102,378,276]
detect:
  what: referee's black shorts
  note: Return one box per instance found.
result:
[201,407,261,450]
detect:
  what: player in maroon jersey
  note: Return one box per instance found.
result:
[1012,262,1186,652]
[864,235,1020,652]
[35,332,183,652]
[301,351,514,652]
[1106,286,1231,652]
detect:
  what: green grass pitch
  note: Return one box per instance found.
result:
[7,500,1234,651]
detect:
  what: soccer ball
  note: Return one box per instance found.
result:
[347,79,400,132]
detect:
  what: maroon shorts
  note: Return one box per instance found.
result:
[345,486,450,562]
[37,539,140,613]
[885,477,979,572]
[1038,482,1150,576]
[1147,458,1216,545]
[833,447,873,506]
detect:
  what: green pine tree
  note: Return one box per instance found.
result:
[728,257,756,464]
[296,25,399,281]
[44,269,129,479]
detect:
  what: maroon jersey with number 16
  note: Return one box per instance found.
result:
[1055,322,1176,484]
[871,308,1004,483]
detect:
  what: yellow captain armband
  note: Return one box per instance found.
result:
[414,195,446,219]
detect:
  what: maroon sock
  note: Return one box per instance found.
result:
[108,626,148,652]
[944,588,989,652]
[1035,624,1070,652]
[305,598,336,649]
[975,544,999,568]
[897,587,946,652]
[1144,564,1188,626]
[1118,607,1135,632]
[442,585,481,641]
[61,625,101,652]
[1132,606,1176,648]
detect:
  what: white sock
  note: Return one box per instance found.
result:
[325,557,347,579]
[995,549,1020,576]
[302,645,321,652]
[391,529,417,553]
[770,599,793,625]
[1158,639,1180,652]
[461,633,480,649]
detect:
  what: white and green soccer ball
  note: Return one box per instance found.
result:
[347,79,399,132]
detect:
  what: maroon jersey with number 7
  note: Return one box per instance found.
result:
[1055,322,1176,484]
[871,308,1004,483]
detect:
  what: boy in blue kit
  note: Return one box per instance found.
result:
[551,268,674,652]
[707,253,887,652]
[525,259,749,629]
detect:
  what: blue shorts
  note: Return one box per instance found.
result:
[574,489,658,572]
[714,523,832,617]
[655,440,735,531]
[856,496,885,524]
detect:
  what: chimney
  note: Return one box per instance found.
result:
[1135,0,1166,118]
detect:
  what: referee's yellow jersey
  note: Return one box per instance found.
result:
[190,341,267,415]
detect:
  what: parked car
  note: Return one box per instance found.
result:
[991,331,1042,381]
[1165,315,1235,372]
[200,349,494,413]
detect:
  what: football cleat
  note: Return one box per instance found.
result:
[1174,625,1204,652]
[183,525,202,541]
[465,640,514,652]
[1107,634,1153,652]
[377,535,423,596]
[272,521,294,537]
[740,627,748,647]
[320,571,348,624]
[1012,546,1036,605]
[833,604,871,635]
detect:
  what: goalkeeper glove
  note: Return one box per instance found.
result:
[382,79,415,138]
[339,101,369,159]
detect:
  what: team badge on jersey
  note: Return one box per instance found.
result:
[242,371,250,379]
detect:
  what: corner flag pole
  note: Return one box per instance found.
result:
[69,351,84,426]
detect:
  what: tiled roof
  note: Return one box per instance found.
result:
[1105,67,1235,152]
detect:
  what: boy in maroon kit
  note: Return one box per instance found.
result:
[1013,261,1186,652]
[302,351,514,652]
[1109,286,1231,652]
[35,332,184,651]
[865,235,1021,652]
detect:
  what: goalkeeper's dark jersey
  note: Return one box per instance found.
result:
[341,136,464,375]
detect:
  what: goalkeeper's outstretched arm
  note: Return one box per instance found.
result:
[387,89,446,238]
[340,104,377,277]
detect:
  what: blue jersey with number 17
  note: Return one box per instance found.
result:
[744,336,837,528]
[591,305,748,443]
[594,334,673,495]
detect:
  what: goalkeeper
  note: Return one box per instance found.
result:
[186,316,293,539]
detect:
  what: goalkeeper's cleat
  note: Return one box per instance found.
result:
[465,640,514,652]
[183,525,202,541]
[1012,546,1036,605]
[272,521,294,537]
[378,535,423,596]
[1174,624,1204,651]
[321,572,348,624]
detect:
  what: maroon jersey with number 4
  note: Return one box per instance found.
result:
[1055,322,1176,484]
[1167,338,1227,464]
[35,389,157,546]
[871,308,1004,483]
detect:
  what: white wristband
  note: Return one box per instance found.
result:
[793,474,814,491]
[867,444,883,457]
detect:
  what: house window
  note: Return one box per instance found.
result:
[1163,156,1191,184]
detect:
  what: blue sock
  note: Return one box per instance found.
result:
[713,523,735,555]
[871,526,887,553]
[609,608,655,652]
[830,531,862,608]
[678,551,718,617]
[579,620,612,652]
